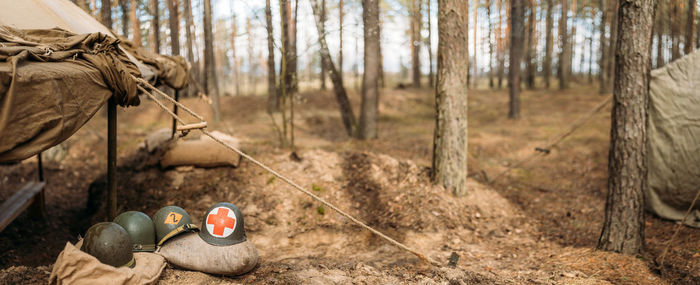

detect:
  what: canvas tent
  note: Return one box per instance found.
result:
[648,51,700,227]
[0,0,189,162]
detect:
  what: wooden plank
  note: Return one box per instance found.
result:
[0,181,46,232]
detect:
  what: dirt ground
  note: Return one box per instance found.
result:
[0,82,698,284]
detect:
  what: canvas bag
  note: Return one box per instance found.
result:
[157,232,258,275]
[49,240,166,285]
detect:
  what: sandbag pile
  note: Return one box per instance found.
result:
[145,129,242,169]
[49,202,258,284]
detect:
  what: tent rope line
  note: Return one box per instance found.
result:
[133,77,443,268]
[488,95,612,184]
[657,188,700,269]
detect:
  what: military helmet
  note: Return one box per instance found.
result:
[152,205,198,246]
[113,211,156,252]
[199,202,246,246]
[82,222,135,268]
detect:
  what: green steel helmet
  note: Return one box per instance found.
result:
[152,205,198,246]
[198,202,246,246]
[113,211,156,252]
[82,222,135,268]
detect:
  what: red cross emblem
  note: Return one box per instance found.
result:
[205,207,237,237]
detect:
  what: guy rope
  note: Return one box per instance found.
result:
[132,77,444,268]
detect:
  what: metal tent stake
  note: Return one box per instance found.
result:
[107,97,117,220]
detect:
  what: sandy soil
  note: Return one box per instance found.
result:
[0,83,697,284]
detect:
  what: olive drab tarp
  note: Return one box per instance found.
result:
[0,0,190,163]
[648,51,700,227]
[0,26,141,162]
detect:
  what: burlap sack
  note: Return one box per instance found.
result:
[49,240,166,285]
[157,232,258,275]
[160,131,241,168]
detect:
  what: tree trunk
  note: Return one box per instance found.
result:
[339,0,344,76]
[321,0,328,90]
[411,0,423,87]
[379,21,385,88]
[558,0,569,89]
[472,0,478,88]
[433,0,468,196]
[310,0,358,137]
[266,0,278,112]
[231,15,240,96]
[598,0,655,255]
[605,0,618,92]
[544,0,553,88]
[119,0,129,37]
[599,0,608,93]
[247,18,255,95]
[487,0,494,88]
[203,0,220,121]
[101,0,113,29]
[360,0,380,139]
[130,0,141,46]
[525,0,536,88]
[671,0,681,60]
[655,0,664,68]
[498,0,505,88]
[167,0,179,56]
[510,0,524,118]
[686,0,696,54]
[428,0,435,87]
[290,0,299,94]
[152,0,160,54]
[183,0,197,96]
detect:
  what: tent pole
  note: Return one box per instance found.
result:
[171,89,179,138]
[108,97,117,220]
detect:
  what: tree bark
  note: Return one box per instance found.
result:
[558,0,569,89]
[360,0,380,139]
[339,0,344,76]
[671,0,681,60]
[605,0,618,92]
[598,0,655,255]
[183,0,197,96]
[119,0,129,37]
[290,0,299,93]
[321,0,328,90]
[487,0,494,88]
[433,0,468,196]
[509,0,524,118]
[203,0,220,121]
[130,0,141,47]
[152,0,160,54]
[427,0,435,87]
[167,0,179,56]
[310,0,358,137]
[686,0,696,54]
[472,0,478,88]
[656,0,664,68]
[599,0,608,93]
[544,0,553,88]
[101,0,113,29]
[266,0,278,112]
[525,0,536,88]
[498,0,505,88]
[411,0,423,87]
[247,18,255,95]
[231,15,240,96]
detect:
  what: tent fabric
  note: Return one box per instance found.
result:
[0,26,142,162]
[118,39,189,90]
[648,51,700,227]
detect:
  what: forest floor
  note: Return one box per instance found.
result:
[0,83,698,284]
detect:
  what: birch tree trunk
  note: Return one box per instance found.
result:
[310,0,358,137]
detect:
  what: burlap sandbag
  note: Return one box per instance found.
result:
[49,240,166,285]
[160,131,241,168]
[648,50,700,227]
[157,232,258,275]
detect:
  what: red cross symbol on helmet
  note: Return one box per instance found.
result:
[205,207,237,238]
